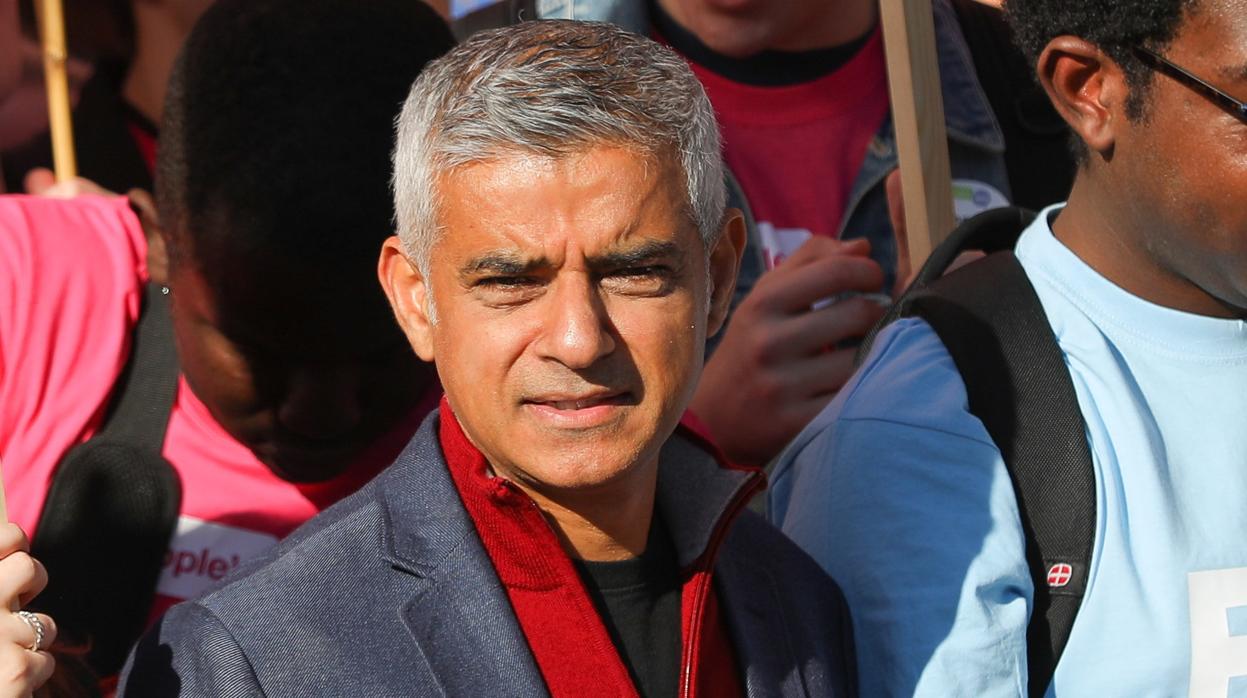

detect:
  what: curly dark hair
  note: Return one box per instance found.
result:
[1004,0,1199,121]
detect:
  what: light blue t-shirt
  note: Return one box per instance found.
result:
[770,205,1247,697]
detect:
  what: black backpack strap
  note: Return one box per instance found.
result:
[859,206,1039,362]
[32,281,182,677]
[93,282,180,445]
[899,251,1095,696]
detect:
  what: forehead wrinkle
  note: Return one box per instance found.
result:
[579,159,689,249]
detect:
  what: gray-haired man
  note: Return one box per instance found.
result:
[119,20,854,697]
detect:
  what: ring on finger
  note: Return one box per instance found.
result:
[15,611,45,652]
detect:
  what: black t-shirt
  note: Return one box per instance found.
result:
[573,515,682,698]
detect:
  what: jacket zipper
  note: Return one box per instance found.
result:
[678,470,766,698]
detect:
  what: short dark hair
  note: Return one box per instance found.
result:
[156,0,455,277]
[1005,0,1202,165]
[1004,0,1197,122]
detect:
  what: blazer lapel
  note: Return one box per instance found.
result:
[400,549,549,697]
[379,415,548,697]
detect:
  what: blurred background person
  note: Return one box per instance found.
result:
[0,0,93,152]
[0,13,91,158]
[0,0,454,686]
[1,0,211,194]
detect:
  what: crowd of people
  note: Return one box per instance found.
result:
[0,0,1243,695]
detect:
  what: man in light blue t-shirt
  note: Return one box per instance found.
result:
[769,0,1247,695]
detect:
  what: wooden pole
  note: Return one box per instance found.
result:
[880,0,956,268]
[36,0,77,183]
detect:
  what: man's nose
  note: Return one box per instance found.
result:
[534,275,616,369]
[277,366,364,440]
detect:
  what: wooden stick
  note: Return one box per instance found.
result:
[36,0,77,183]
[880,0,956,268]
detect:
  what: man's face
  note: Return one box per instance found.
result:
[1114,0,1247,315]
[167,250,432,482]
[392,147,740,497]
[655,0,844,57]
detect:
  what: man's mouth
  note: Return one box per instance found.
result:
[521,391,634,426]
[529,392,631,410]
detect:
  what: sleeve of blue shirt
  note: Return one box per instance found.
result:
[769,317,1037,697]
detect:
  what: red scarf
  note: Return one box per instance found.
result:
[438,398,746,698]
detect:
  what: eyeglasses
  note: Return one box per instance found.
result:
[1132,46,1247,125]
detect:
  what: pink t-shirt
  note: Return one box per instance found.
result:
[0,194,438,613]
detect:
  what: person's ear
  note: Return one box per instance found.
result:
[706,209,747,337]
[128,189,169,286]
[1037,36,1127,159]
[378,236,436,362]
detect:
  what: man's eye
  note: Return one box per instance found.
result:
[476,276,538,289]
[472,276,545,306]
[601,266,673,294]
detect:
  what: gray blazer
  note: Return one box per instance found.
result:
[119,415,855,696]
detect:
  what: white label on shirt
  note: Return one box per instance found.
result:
[1189,567,1247,697]
[155,516,278,601]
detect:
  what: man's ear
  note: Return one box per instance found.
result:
[128,189,169,286]
[1037,36,1126,159]
[378,236,437,362]
[706,209,747,337]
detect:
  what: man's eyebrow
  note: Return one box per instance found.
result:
[459,240,683,277]
[587,240,683,269]
[460,252,550,276]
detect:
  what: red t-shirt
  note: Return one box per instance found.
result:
[0,195,440,616]
[681,28,890,269]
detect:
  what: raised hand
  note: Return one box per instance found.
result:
[690,236,887,465]
[0,524,56,698]
[23,168,114,199]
